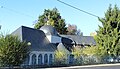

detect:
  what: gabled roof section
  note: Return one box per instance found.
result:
[61,35,96,46]
[12,26,23,41]
[12,26,57,52]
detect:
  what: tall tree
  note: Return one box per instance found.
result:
[34,8,67,34]
[96,5,120,58]
[67,24,82,35]
[0,34,29,66]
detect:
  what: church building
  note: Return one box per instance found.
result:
[12,25,96,65]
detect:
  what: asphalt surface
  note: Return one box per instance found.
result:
[79,65,120,69]
[44,63,120,69]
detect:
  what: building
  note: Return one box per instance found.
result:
[12,25,96,65]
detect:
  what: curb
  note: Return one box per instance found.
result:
[43,63,120,69]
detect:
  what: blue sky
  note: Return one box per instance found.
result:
[0,0,120,36]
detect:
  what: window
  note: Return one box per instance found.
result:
[44,54,48,64]
[49,54,53,64]
[32,54,36,65]
[38,54,42,65]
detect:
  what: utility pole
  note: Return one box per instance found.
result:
[0,25,1,29]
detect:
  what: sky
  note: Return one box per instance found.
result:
[0,0,120,36]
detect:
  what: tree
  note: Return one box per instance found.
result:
[82,46,99,56]
[67,24,82,35]
[67,24,77,35]
[96,5,120,58]
[0,34,29,66]
[72,46,99,65]
[34,8,67,34]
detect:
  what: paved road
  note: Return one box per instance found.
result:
[44,63,120,69]
[79,65,120,69]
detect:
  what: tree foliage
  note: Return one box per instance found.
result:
[82,46,99,56]
[96,5,120,58]
[0,34,29,66]
[67,24,82,35]
[34,8,67,34]
[72,46,99,57]
[72,46,99,65]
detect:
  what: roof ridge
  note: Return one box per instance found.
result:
[21,26,46,33]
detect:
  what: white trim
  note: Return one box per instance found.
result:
[42,54,44,64]
[36,54,39,64]
[30,51,54,54]
[29,54,32,65]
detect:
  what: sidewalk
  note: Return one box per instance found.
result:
[41,63,120,69]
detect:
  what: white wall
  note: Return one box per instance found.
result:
[46,35,61,43]
[29,51,55,65]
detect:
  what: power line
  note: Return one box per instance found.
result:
[0,6,34,18]
[57,0,99,18]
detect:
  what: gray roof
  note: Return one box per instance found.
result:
[61,35,96,45]
[12,26,96,52]
[12,26,57,52]
[40,25,58,36]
